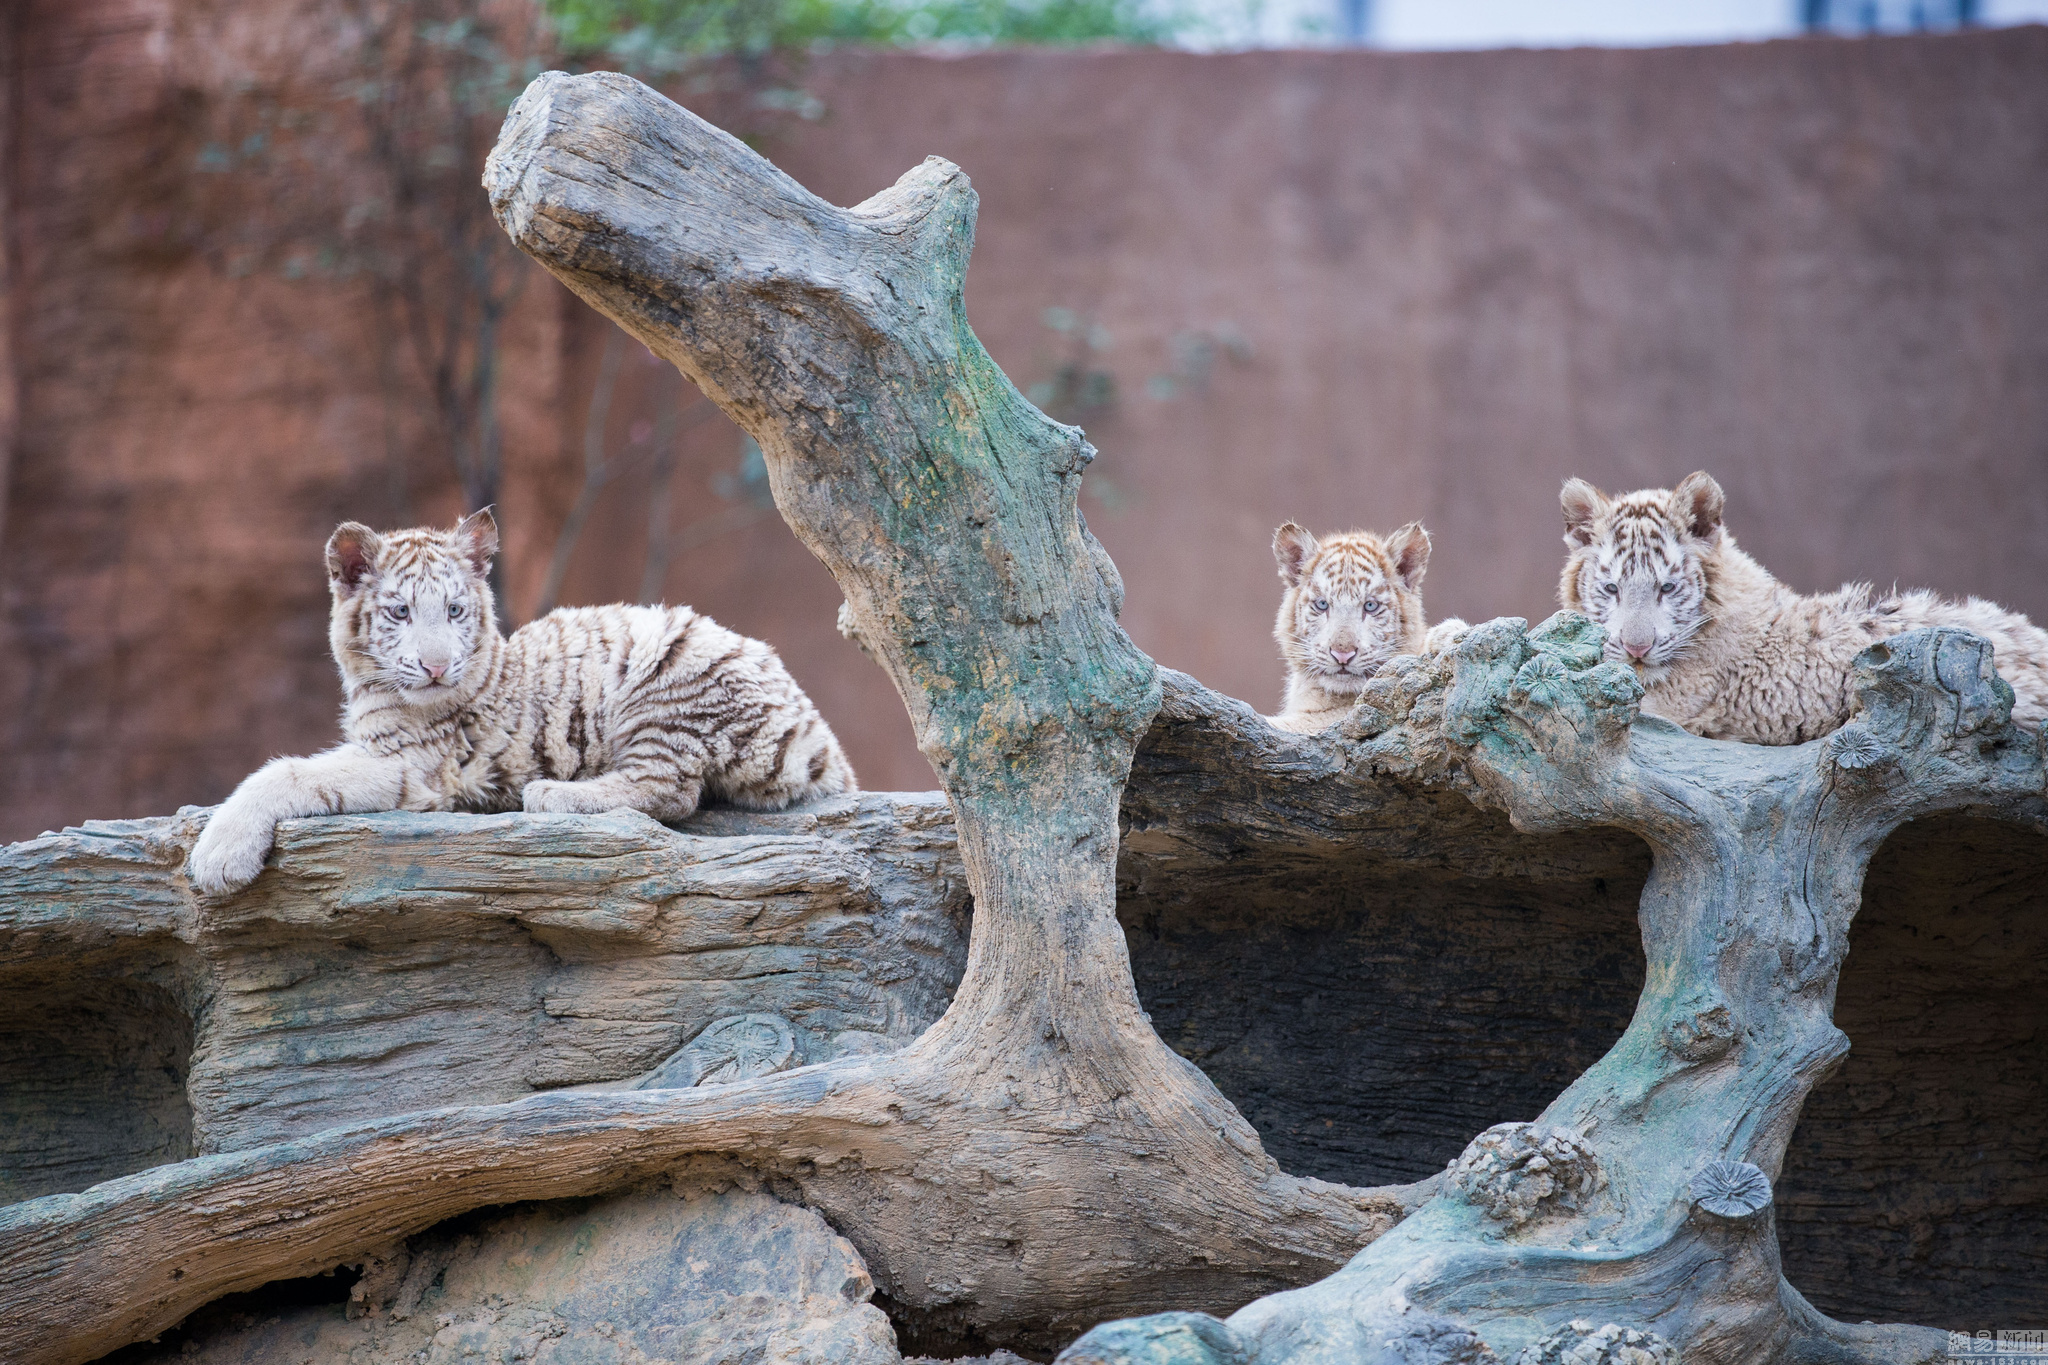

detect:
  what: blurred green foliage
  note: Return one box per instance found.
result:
[542,0,1190,70]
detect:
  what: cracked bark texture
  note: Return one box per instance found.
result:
[0,69,2041,1365]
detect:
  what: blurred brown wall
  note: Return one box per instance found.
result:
[4,14,2047,840]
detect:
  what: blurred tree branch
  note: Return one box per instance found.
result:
[179,0,1197,630]
[541,0,1193,73]
[341,0,546,614]
[532,329,759,617]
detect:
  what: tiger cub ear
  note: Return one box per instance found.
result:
[1273,522,1318,588]
[1385,521,1432,593]
[1671,470,1725,543]
[1560,478,1610,549]
[453,508,499,576]
[326,523,383,596]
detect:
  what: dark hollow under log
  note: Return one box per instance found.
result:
[1121,674,1655,1192]
[1774,813,2048,1329]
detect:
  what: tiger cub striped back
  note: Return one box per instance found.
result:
[187,509,853,895]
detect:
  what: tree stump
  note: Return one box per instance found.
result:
[0,71,2041,1365]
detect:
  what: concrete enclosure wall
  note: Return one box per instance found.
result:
[3,13,2047,833]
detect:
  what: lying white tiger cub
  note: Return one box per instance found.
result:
[1559,471,2048,745]
[188,510,855,895]
[1267,520,1468,734]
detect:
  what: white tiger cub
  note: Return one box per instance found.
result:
[187,510,855,895]
[1559,471,2048,745]
[1267,520,1467,735]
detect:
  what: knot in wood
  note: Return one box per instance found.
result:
[1513,1320,1676,1365]
[1445,613,1645,750]
[1688,1159,1772,1224]
[1510,654,1574,709]
[1662,1002,1737,1063]
[1525,612,1644,732]
[1853,627,2015,748]
[637,1013,797,1089]
[1445,1122,1603,1228]
[1823,723,1896,778]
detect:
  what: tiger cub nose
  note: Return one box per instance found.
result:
[1328,647,1356,667]
[423,662,449,680]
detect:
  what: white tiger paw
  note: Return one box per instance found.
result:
[522,779,609,815]
[187,805,277,896]
[1424,618,1473,654]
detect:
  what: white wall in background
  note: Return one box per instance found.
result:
[1177,0,2048,48]
[1373,0,1792,48]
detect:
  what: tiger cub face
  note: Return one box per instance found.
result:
[1558,471,1722,677]
[325,509,499,699]
[1272,521,1432,696]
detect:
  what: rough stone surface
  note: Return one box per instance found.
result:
[1444,1124,1603,1230]
[114,1175,901,1365]
[5,638,2046,1360]
[0,793,967,1194]
[1512,1321,1673,1365]
[1083,622,2048,1362]
[1055,1312,1248,1365]
[1058,1304,1508,1365]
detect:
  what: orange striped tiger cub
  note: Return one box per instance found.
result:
[1267,520,1466,734]
[187,510,855,895]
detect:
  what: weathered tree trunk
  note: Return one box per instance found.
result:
[0,71,2040,1365]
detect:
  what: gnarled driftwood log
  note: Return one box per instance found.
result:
[1069,622,2046,1364]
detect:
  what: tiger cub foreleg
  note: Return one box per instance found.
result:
[520,724,707,824]
[521,771,705,822]
[188,743,411,896]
